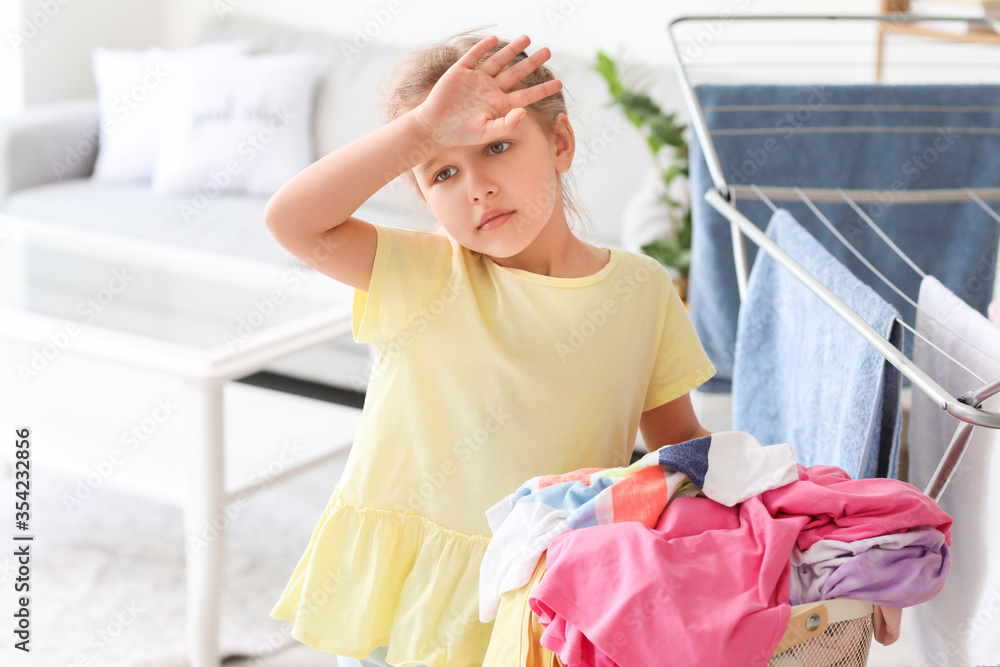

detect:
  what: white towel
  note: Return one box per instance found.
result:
[907,276,1000,667]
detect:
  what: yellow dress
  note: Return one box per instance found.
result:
[483,552,563,667]
[269,223,715,667]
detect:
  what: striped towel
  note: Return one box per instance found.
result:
[478,431,799,622]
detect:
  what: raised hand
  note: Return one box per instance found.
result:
[413,35,564,149]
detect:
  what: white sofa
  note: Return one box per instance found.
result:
[0,13,657,392]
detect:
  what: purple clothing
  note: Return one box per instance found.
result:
[790,528,950,606]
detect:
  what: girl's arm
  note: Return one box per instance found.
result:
[263,35,561,292]
[263,109,435,291]
[639,393,711,453]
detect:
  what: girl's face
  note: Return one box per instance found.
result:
[412,113,574,258]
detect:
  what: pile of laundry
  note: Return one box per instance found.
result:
[479,431,952,667]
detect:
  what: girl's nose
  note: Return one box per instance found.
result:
[468,172,498,203]
[471,188,495,203]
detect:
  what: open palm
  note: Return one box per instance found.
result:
[414,35,564,148]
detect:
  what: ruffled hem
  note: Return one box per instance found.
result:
[270,487,494,667]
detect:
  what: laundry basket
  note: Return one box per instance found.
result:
[768,599,874,667]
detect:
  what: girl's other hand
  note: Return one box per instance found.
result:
[413,35,563,149]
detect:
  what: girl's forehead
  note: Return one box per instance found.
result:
[417,116,550,171]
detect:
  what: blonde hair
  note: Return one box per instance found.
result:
[379,32,589,235]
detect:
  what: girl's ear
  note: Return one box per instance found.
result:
[551,113,575,174]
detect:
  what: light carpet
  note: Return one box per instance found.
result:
[0,454,346,667]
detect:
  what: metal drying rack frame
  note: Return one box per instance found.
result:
[665,13,1000,502]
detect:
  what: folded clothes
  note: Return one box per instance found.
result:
[790,528,950,607]
[528,464,952,666]
[761,464,952,551]
[479,431,799,622]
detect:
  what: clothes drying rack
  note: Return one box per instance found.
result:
[663,13,1000,665]
[667,12,1000,503]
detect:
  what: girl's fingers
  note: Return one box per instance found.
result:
[476,34,531,77]
[484,108,527,139]
[450,35,560,139]
[506,79,563,110]
[494,47,552,91]
[455,35,500,70]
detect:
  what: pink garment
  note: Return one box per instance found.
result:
[873,606,902,646]
[530,496,800,666]
[529,465,952,667]
[989,298,1000,328]
[760,465,952,551]
[530,615,618,667]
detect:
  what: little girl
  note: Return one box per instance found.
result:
[266,33,715,667]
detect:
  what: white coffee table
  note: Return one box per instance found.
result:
[0,213,361,666]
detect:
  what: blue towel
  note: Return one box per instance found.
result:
[689,84,1000,392]
[732,210,904,480]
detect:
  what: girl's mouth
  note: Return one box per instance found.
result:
[479,209,514,231]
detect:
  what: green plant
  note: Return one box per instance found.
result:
[593,50,692,299]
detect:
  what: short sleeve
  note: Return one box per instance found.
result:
[352,223,456,345]
[643,277,717,411]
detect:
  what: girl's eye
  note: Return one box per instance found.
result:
[434,167,457,183]
[488,141,511,155]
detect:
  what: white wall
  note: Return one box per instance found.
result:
[12,0,1000,111]
[160,0,879,70]
[6,0,1000,111]
[167,0,1000,84]
[1,0,164,114]
[20,0,164,106]
[134,0,1000,125]
[0,1,25,116]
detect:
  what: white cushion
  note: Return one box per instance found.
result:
[90,41,252,184]
[151,52,321,198]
